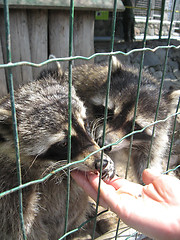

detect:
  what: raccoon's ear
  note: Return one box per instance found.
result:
[48,54,63,76]
[112,56,122,72]
[0,109,12,122]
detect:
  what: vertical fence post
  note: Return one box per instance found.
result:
[91,0,118,239]
[64,0,74,237]
[159,0,166,39]
[3,0,26,239]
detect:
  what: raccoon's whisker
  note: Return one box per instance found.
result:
[56,167,81,183]
[51,169,67,183]
[41,160,67,177]
[90,117,105,139]
[70,165,83,172]
[90,120,98,136]
[42,161,68,183]
[91,117,104,130]
[91,115,112,139]
[25,153,42,175]
[48,165,83,184]
[59,165,80,177]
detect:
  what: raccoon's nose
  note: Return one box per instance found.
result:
[95,159,108,171]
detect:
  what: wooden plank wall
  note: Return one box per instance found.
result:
[0,9,94,97]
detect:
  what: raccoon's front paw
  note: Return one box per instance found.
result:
[95,155,115,181]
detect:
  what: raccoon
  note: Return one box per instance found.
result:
[64,57,179,182]
[0,70,115,239]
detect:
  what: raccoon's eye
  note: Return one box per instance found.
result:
[57,140,68,148]
[62,141,67,147]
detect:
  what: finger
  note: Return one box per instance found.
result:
[106,177,129,190]
[87,173,143,213]
[142,169,161,185]
[71,171,98,199]
[88,173,122,209]
[107,177,143,197]
[87,172,116,192]
[142,183,165,202]
[71,171,108,208]
[89,174,143,201]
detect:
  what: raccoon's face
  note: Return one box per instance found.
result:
[0,77,115,180]
[90,98,155,154]
[89,65,168,154]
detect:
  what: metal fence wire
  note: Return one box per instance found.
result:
[0,0,180,240]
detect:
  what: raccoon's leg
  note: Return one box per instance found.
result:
[148,123,171,174]
[131,148,163,184]
[132,143,167,183]
[131,150,149,183]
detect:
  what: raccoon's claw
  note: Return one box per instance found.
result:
[102,168,115,181]
[95,159,108,170]
[95,157,115,181]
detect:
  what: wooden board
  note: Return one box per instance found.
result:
[0,7,107,89]
[49,10,70,69]
[27,9,48,79]
[49,10,95,69]
[0,0,125,11]
[9,9,33,88]
[73,11,94,65]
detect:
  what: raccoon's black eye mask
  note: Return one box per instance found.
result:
[39,136,87,161]
[39,139,68,160]
[124,121,152,141]
[92,105,114,120]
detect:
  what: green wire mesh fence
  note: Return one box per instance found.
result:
[0,0,180,239]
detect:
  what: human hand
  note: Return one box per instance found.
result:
[71,169,180,240]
